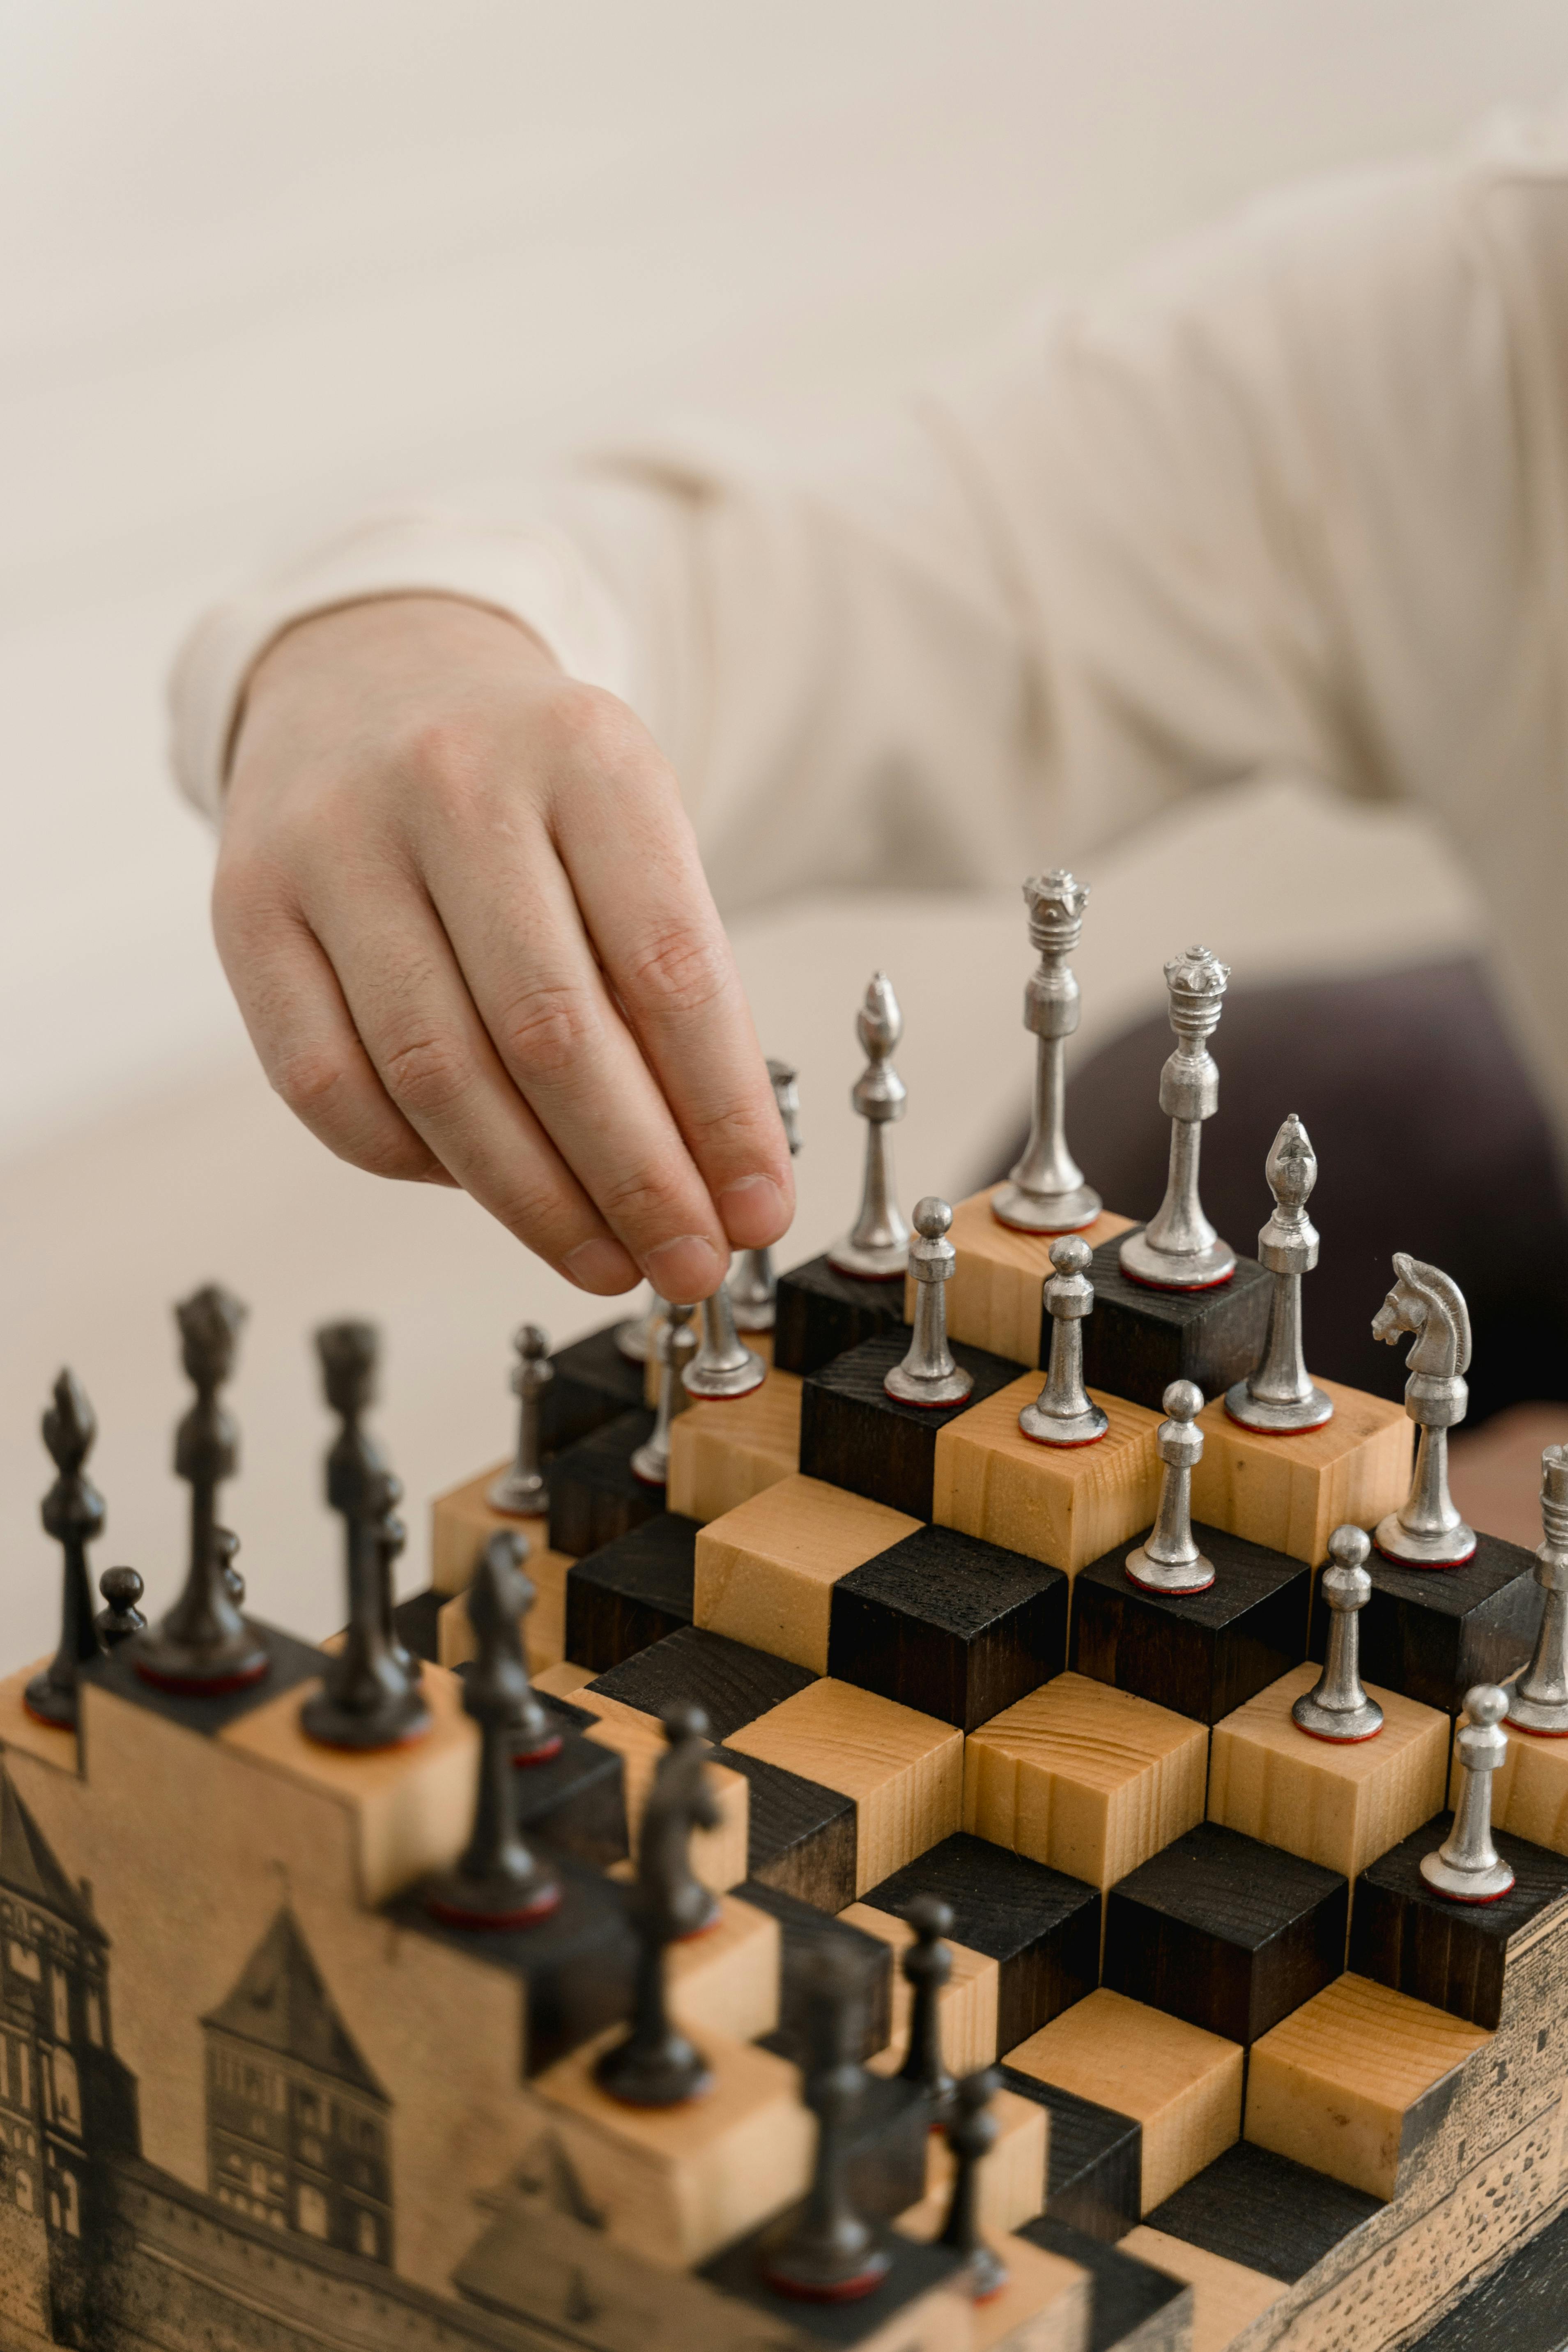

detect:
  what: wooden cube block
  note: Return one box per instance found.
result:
[1001,2072,1142,2242]
[587,1623,816,1741]
[1104,1821,1348,2046]
[1019,2216,1192,2345]
[862,1830,1100,2053]
[713,1745,859,1911]
[964,1672,1207,1889]
[726,1679,963,1896]
[1118,2226,1284,2349]
[1208,1664,1451,1880]
[828,1523,1067,1732]
[545,1322,648,1450]
[1350,1811,1568,2029]
[1142,2139,1381,2293]
[932,1375,1162,1580]
[839,1900,1001,2072]
[1006,1987,1244,2213]
[742,1878,894,2064]
[916,2084,1050,2232]
[666,1368,802,1523]
[438,1541,572,1673]
[564,1512,699,1673]
[773,1250,909,1377]
[896,2208,1091,2352]
[1245,1973,1490,2199]
[664,1890,781,2044]
[1189,1380,1411,1566]
[548,1410,663,1559]
[910,1189,1134,1368]
[568,1687,750,1893]
[801,1333,1027,1520]
[510,1705,630,1873]
[1079,1233,1272,1416]
[1487,1714,1568,1856]
[1069,1527,1311,1725]
[694,1475,921,1673]
[704,2222,970,2348]
[1322,1533,1544,1716]
[430,1460,548,1595]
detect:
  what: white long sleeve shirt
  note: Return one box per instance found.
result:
[170,106,1568,1144]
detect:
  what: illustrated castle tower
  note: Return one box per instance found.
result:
[202,1907,394,2268]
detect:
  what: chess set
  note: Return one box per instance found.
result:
[7,872,1568,2352]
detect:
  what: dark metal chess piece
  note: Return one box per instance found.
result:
[828,973,909,1281]
[134,1285,271,1696]
[940,2068,1008,2301]
[1126,1381,1214,1594]
[469,1529,561,1766]
[96,1567,147,1649]
[992,870,1101,1235]
[300,1322,430,1750]
[595,1703,720,2106]
[758,1942,890,2301]
[1226,1115,1333,1433]
[1019,1235,1108,1446]
[425,1535,562,1928]
[731,1059,803,1332]
[1120,947,1236,1291]
[1508,1446,1568,1736]
[885,1200,973,1407]
[1422,1685,1515,1902]
[683,1284,766,1401]
[614,1294,667,1365]
[1292,1526,1383,1741]
[1372,1256,1476,1567]
[214,1527,244,1605]
[897,1896,956,2117]
[376,1483,422,1688]
[632,1301,697,1485]
[26,1371,106,1729]
[490,1325,553,1516]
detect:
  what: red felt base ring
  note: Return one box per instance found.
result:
[884,1387,975,1411]
[21,1701,76,1734]
[1125,1566,1214,1597]
[1506,1718,1568,1739]
[1223,1401,1335,1435]
[1429,1878,1515,1906]
[1293,1719,1384,1745]
[990,1203,1101,1237]
[760,2258,891,2304]
[1122,1265,1236,1294]
[1373,1538,1476,1571]
[1019,1426,1108,1451]
[425,1883,563,1932]
[133,1655,272,1699]
[512,1734,565,1768]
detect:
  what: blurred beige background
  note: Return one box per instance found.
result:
[2,1,1561,1666]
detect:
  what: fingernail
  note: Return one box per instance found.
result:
[564,1236,641,1293]
[645,1233,726,1299]
[718,1173,789,1246]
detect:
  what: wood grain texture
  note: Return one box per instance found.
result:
[1079,1234,1271,1416]
[964,1671,1208,1890]
[694,1474,922,1673]
[1000,2069,1142,2246]
[933,1376,1162,1579]
[1486,1715,1568,1855]
[913,1189,1134,1369]
[839,1899,1001,2072]
[828,1522,1068,1732]
[801,1333,1027,1520]
[548,1409,664,1559]
[1320,1534,1545,1717]
[1121,2225,1284,2352]
[666,1367,802,1523]
[545,1323,650,1452]
[711,1743,859,1910]
[429,1458,547,1594]
[1070,1526,1312,1726]
[1140,2139,1380,2287]
[917,2084,1051,2234]
[1246,1972,1491,2200]
[1190,1381,1411,1566]
[772,1251,910,1378]
[564,1511,699,1673]
[1019,2215,1193,2352]
[1349,1811,1568,2029]
[1208,1662,1451,1881]
[740,1877,894,2064]
[1007,1988,1244,2215]
[726,1678,964,1896]
[664,1890,781,2044]
[587,1623,817,1742]
[895,2205,1092,2352]
[534,1659,595,1699]
[567,1685,750,1893]
[438,1541,572,1673]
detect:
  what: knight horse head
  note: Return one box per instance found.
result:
[1371,1254,1472,1381]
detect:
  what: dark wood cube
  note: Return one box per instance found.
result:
[703,2211,961,2340]
[513,1697,630,1873]
[391,1586,444,1666]
[543,1322,647,1451]
[772,1251,909,1377]
[562,1509,697,1673]
[1003,2076,1141,2242]
[744,1879,892,2062]
[1077,1232,1271,1414]
[800,1332,1025,1519]
[547,1409,663,1560]
[717,1748,858,1911]
[1071,1525,1312,1724]
[588,1623,816,1741]
[1310,1532,1544,1715]
[1104,1821,1348,2045]
[1019,2216,1190,2338]
[1143,2140,1380,2285]
[828,1523,1067,1731]
[1350,1811,1568,2029]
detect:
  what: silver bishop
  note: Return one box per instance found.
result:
[827,973,908,1280]
[1226,1115,1333,1433]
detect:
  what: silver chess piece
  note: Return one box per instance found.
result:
[1372,1255,1476,1567]
[1421,1685,1515,1903]
[632,1301,698,1485]
[683,1283,766,1401]
[1019,1236,1108,1446]
[488,1324,552,1515]
[613,1292,667,1365]
[1226,1115,1333,1433]
[884,1199,973,1407]
[730,1059,803,1332]
[827,973,909,1280]
[1126,1381,1215,1594]
[1292,1526,1383,1740]
[1120,947,1236,1291]
[1506,1445,1568,1736]
[991,871,1101,1235]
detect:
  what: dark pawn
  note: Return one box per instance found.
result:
[134,1285,270,1697]
[595,1702,721,2107]
[214,1527,244,1606]
[300,1322,430,1752]
[425,1536,561,1930]
[898,1895,956,2120]
[26,1372,106,1729]
[759,1943,890,2302]
[940,2069,1007,2301]
[96,1568,147,1648]
[465,1531,561,1766]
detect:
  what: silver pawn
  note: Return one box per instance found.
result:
[682,1283,766,1401]
[1225,1116,1333,1433]
[1126,1381,1214,1594]
[1507,1445,1568,1735]
[1019,1236,1108,1446]
[991,871,1101,1235]
[1372,1255,1476,1567]
[632,1304,698,1485]
[1120,947,1236,1291]
[1292,1526,1383,1740]
[730,1059,803,1333]
[613,1292,667,1365]
[885,1199,973,1407]
[1422,1685,1515,1902]
[827,973,909,1280]
[488,1324,553,1515]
